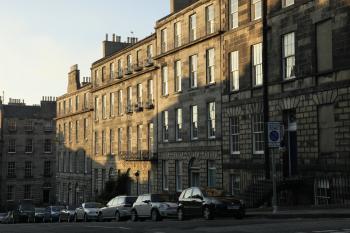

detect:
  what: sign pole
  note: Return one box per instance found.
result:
[267,122,280,214]
[271,148,277,213]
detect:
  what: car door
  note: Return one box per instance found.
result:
[44,207,50,221]
[144,195,153,217]
[108,197,118,218]
[76,205,83,220]
[181,189,193,216]
[135,195,144,217]
[191,188,204,217]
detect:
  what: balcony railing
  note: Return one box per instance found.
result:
[24,125,33,132]
[145,99,155,109]
[144,57,154,67]
[117,69,123,79]
[134,101,143,112]
[119,151,157,161]
[125,66,133,75]
[126,104,133,114]
[133,62,143,72]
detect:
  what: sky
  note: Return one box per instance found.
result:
[0,0,168,105]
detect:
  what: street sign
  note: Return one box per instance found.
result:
[268,122,281,148]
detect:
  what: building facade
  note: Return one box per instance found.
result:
[0,97,56,209]
[221,0,350,207]
[56,0,350,206]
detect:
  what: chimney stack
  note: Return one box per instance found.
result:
[67,64,81,93]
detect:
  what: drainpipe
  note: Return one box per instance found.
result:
[263,0,270,180]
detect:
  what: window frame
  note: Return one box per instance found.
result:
[282,32,296,80]
[207,102,216,139]
[206,48,215,84]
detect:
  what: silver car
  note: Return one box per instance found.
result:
[74,202,102,222]
[99,196,137,221]
[131,194,178,221]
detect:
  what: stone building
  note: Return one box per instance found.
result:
[0,97,56,209]
[55,66,94,205]
[56,0,350,206]
[221,0,350,207]
[154,0,223,194]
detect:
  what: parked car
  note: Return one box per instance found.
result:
[0,213,8,223]
[0,211,15,224]
[34,208,46,223]
[99,196,137,222]
[74,202,102,222]
[44,206,65,222]
[59,206,76,222]
[177,187,245,220]
[131,194,178,222]
[12,200,35,223]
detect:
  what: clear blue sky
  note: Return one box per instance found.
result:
[0,0,168,105]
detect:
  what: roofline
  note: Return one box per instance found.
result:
[91,33,156,67]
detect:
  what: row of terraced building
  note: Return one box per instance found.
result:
[55,0,350,207]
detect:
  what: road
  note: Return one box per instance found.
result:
[1,218,350,233]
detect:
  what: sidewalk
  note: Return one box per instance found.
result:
[246,207,350,219]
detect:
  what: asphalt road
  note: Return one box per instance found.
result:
[1,218,350,233]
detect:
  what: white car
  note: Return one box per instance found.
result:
[74,202,102,222]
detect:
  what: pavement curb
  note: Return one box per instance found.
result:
[246,212,350,219]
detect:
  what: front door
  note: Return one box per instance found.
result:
[43,190,50,203]
[283,110,298,177]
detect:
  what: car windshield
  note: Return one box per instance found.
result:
[151,194,172,202]
[35,208,45,213]
[84,203,102,208]
[125,197,137,204]
[52,206,65,212]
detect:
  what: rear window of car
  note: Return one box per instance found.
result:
[125,197,137,204]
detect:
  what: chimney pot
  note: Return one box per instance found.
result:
[106,33,108,41]
[112,33,116,42]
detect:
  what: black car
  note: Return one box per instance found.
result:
[177,187,245,220]
[12,200,35,223]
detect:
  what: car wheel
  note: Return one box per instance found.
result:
[151,209,161,222]
[131,210,138,222]
[203,206,214,220]
[177,208,185,221]
[115,211,121,222]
